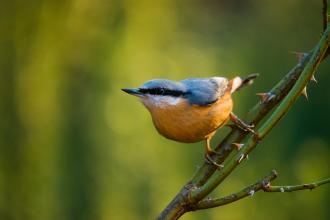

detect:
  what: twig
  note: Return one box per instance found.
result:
[263,178,330,192]
[194,174,330,210]
[190,170,278,210]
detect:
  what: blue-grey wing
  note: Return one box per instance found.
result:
[181,77,229,106]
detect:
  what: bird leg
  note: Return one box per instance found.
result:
[204,138,223,169]
[229,112,255,133]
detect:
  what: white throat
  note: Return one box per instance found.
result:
[231,77,243,93]
[141,95,183,109]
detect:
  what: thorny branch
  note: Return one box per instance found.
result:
[190,22,330,201]
[157,2,330,219]
[190,171,330,210]
[263,178,330,193]
[190,170,278,210]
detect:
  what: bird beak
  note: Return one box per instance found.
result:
[121,88,142,96]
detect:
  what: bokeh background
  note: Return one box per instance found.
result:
[1,0,330,219]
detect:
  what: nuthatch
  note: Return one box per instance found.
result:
[122,74,258,167]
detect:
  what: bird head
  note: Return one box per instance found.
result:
[122,79,188,109]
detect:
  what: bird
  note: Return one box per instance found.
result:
[122,73,258,167]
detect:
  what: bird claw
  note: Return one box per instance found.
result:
[256,92,275,103]
[205,154,224,169]
[230,112,255,134]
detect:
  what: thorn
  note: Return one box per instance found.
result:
[246,154,249,160]
[205,155,224,169]
[237,154,245,163]
[256,92,275,102]
[280,187,285,193]
[291,51,307,62]
[310,75,317,83]
[262,181,271,188]
[232,143,244,150]
[269,93,276,101]
[301,86,308,100]
[256,93,268,102]
[248,189,255,196]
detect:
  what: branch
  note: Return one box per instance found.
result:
[263,178,330,192]
[256,25,330,139]
[191,170,278,210]
[186,3,327,187]
[190,22,330,202]
[192,174,330,210]
[157,3,330,219]
[189,46,312,187]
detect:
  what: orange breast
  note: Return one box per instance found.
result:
[145,93,233,143]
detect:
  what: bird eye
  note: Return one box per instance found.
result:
[159,88,165,95]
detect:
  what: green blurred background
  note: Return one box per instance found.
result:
[1,0,330,219]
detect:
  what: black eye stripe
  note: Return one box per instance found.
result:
[139,88,185,97]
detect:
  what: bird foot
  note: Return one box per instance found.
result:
[230,112,255,134]
[205,154,224,169]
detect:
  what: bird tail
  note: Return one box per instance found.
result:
[230,73,259,93]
